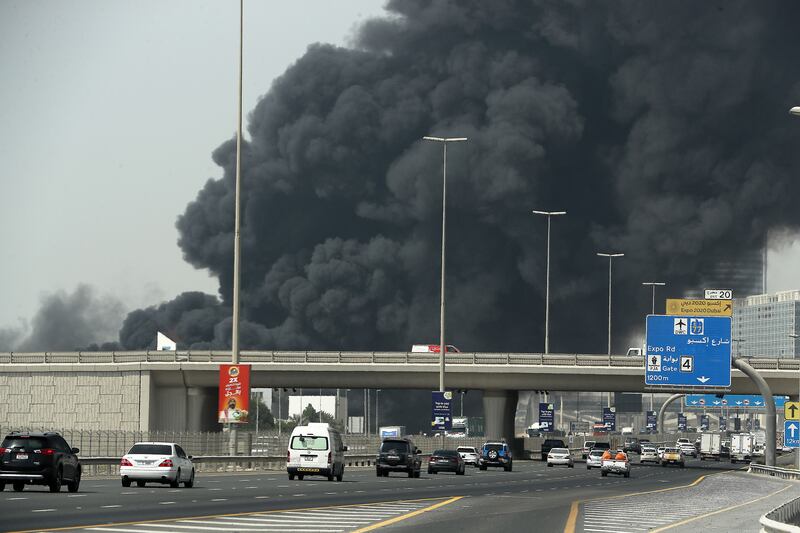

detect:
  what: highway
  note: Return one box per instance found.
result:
[0,459,740,533]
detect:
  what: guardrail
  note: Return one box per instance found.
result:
[0,350,793,369]
[760,496,800,533]
[749,464,800,480]
[79,454,378,477]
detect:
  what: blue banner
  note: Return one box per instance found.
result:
[431,391,452,431]
[678,413,687,431]
[719,416,727,431]
[700,414,710,431]
[602,407,616,432]
[646,410,657,431]
[734,417,741,431]
[539,402,554,432]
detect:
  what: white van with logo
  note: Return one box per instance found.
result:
[287,423,347,481]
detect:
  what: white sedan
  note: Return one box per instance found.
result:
[457,446,479,466]
[120,442,195,488]
[547,448,574,468]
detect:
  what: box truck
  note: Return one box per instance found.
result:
[699,433,721,461]
[730,433,753,463]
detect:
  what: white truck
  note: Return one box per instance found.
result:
[730,433,754,464]
[699,432,721,461]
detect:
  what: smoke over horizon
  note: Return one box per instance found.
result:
[5,1,800,432]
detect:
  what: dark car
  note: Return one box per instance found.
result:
[623,437,641,454]
[541,439,566,461]
[479,441,513,471]
[0,432,81,493]
[591,441,611,452]
[428,449,465,475]
[376,438,421,478]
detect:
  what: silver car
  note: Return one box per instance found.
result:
[586,449,604,470]
[457,446,479,466]
[639,446,659,464]
[547,448,574,468]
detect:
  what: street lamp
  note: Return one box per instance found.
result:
[598,252,624,409]
[376,389,381,432]
[641,282,665,411]
[532,210,567,354]
[641,282,666,315]
[790,333,799,470]
[422,136,468,394]
[790,107,800,116]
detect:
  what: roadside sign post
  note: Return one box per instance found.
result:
[539,403,554,433]
[602,407,616,432]
[785,420,800,448]
[678,413,687,432]
[645,315,732,388]
[646,410,657,432]
[700,414,710,431]
[431,391,452,433]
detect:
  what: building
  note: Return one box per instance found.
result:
[685,247,766,300]
[732,290,800,358]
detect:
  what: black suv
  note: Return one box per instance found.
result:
[376,438,421,478]
[479,441,513,471]
[541,439,566,461]
[623,437,641,454]
[0,432,81,492]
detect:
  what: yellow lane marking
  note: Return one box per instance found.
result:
[352,496,463,532]
[563,472,715,533]
[649,483,793,532]
[9,496,457,533]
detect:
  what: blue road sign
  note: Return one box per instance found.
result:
[539,403,554,432]
[646,315,731,387]
[684,394,787,409]
[785,420,800,448]
[431,391,452,431]
[678,413,687,431]
[602,407,616,431]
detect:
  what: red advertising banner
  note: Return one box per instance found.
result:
[218,364,251,424]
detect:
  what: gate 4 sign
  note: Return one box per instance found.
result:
[645,315,731,387]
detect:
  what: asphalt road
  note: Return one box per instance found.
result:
[0,458,739,533]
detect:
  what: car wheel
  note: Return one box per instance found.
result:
[457,467,465,476]
[680,463,685,468]
[0,483,4,491]
[122,478,131,487]
[48,468,62,492]
[336,468,343,482]
[12,482,24,492]
[170,469,180,488]
[298,474,304,480]
[547,463,553,467]
[67,468,81,493]
[624,472,630,478]
[289,473,296,480]
[601,471,607,477]
[587,466,591,470]
[479,464,486,471]
[568,464,574,468]
[414,470,421,478]
[407,469,414,478]
[376,469,382,477]
[184,469,195,488]
[137,480,146,487]
[427,468,433,474]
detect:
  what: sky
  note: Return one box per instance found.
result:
[0,0,387,340]
[1,1,800,352]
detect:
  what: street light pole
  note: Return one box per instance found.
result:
[228,0,245,457]
[598,252,624,408]
[642,282,666,411]
[791,332,800,470]
[422,136,468,394]
[532,210,567,354]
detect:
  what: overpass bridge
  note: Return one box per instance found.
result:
[1,351,797,445]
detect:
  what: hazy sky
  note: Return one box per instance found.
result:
[1,0,799,343]
[0,0,386,335]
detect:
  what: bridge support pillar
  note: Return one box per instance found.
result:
[483,390,520,454]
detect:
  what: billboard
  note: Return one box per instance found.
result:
[719,416,727,431]
[700,414,710,431]
[602,407,616,432]
[646,411,657,431]
[539,403,554,432]
[677,413,687,431]
[431,391,453,431]
[218,364,251,424]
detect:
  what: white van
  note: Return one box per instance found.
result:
[286,423,347,481]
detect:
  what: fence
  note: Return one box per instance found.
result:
[760,494,800,532]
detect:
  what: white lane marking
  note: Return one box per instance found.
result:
[68,494,87,498]
[147,525,342,532]
[6,497,28,500]
[245,486,258,489]
[101,505,122,508]
[255,495,269,499]
[31,509,56,512]
[88,528,171,532]
[207,488,222,491]
[158,501,176,505]
[209,498,227,502]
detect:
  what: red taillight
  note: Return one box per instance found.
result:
[37,448,55,456]
[429,457,435,463]
[120,458,133,466]
[0,448,6,454]
[287,450,291,462]
[328,452,332,464]
[158,459,173,467]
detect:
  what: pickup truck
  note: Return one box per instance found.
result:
[600,451,631,478]
[661,447,685,468]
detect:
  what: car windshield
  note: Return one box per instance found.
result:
[593,443,610,449]
[457,447,476,453]
[380,441,410,453]
[2,437,49,449]
[433,450,459,457]
[291,436,329,450]
[484,444,503,452]
[550,448,569,453]
[584,441,595,447]
[589,450,604,457]
[128,444,172,455]
[666,448,680,453]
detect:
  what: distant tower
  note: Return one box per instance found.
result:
[686,238,766,299]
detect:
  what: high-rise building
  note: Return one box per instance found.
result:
[685,247,766,300]
[732,290,800,358]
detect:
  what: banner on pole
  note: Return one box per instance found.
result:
[218,364,251,424]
